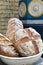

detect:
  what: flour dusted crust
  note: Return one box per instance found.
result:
[7,18,23,34]
[14,28,43,57]
[29,27,40,35]
[8,18,23,28]
[0,45,19,57]
[0,33,19,57]
[15,29,29,41]
[0,33,13,46]
[6,31,15,42]
[25,27,41,40]
[14,37,39,57]
[25,27,43,52]
[6,18,23,41]
[35,39,43,52]
[14,29,39,57]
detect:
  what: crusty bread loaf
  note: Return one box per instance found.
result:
[14,29,41,57]
[14,37,39,57]
[6,18,23,41]
[25,27,43,52]
[0,33,19,57]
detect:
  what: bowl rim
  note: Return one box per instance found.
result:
[0,51,43,60]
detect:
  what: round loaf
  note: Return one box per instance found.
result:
[0,33,19,57]
[14,38,39,57]
[6,18,23,41]
[14,29,39,57]
[25,27,43,52]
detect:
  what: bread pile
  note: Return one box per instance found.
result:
[0,18,43,57]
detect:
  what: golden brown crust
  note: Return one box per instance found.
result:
[32,40,39,54]
[0,45,19,57]
[7,32,15,42]
[0,35,13,46]
[14,37,29,48]
[6,18,23,41]
[25,28,41,40]
[0,36,6,43]
[0,34,19,57]
[0,49,15,57]
[14,37,39,56]
[25,28,33,37]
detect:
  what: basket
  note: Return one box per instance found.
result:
[0,0,19,35]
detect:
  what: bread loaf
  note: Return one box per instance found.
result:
[15,39,39,57]
[0,33,19,57]
[25,27,43,52]
[14,29,40,57]
[6,18,23,42]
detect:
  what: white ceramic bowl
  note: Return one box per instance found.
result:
[0,52,43,65]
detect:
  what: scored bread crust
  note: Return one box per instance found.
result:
[25,27,41,40]
[0,33,19,57]
[6,18,23,41]
[14,28,43,56]
[25,27,43,52]
[14,29,29,42]
[8,18,23,28]
[0,33,13,46]
[14,37,39,57]
[0,45,19,57]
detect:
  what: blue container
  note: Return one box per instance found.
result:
[19,0,43,39]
